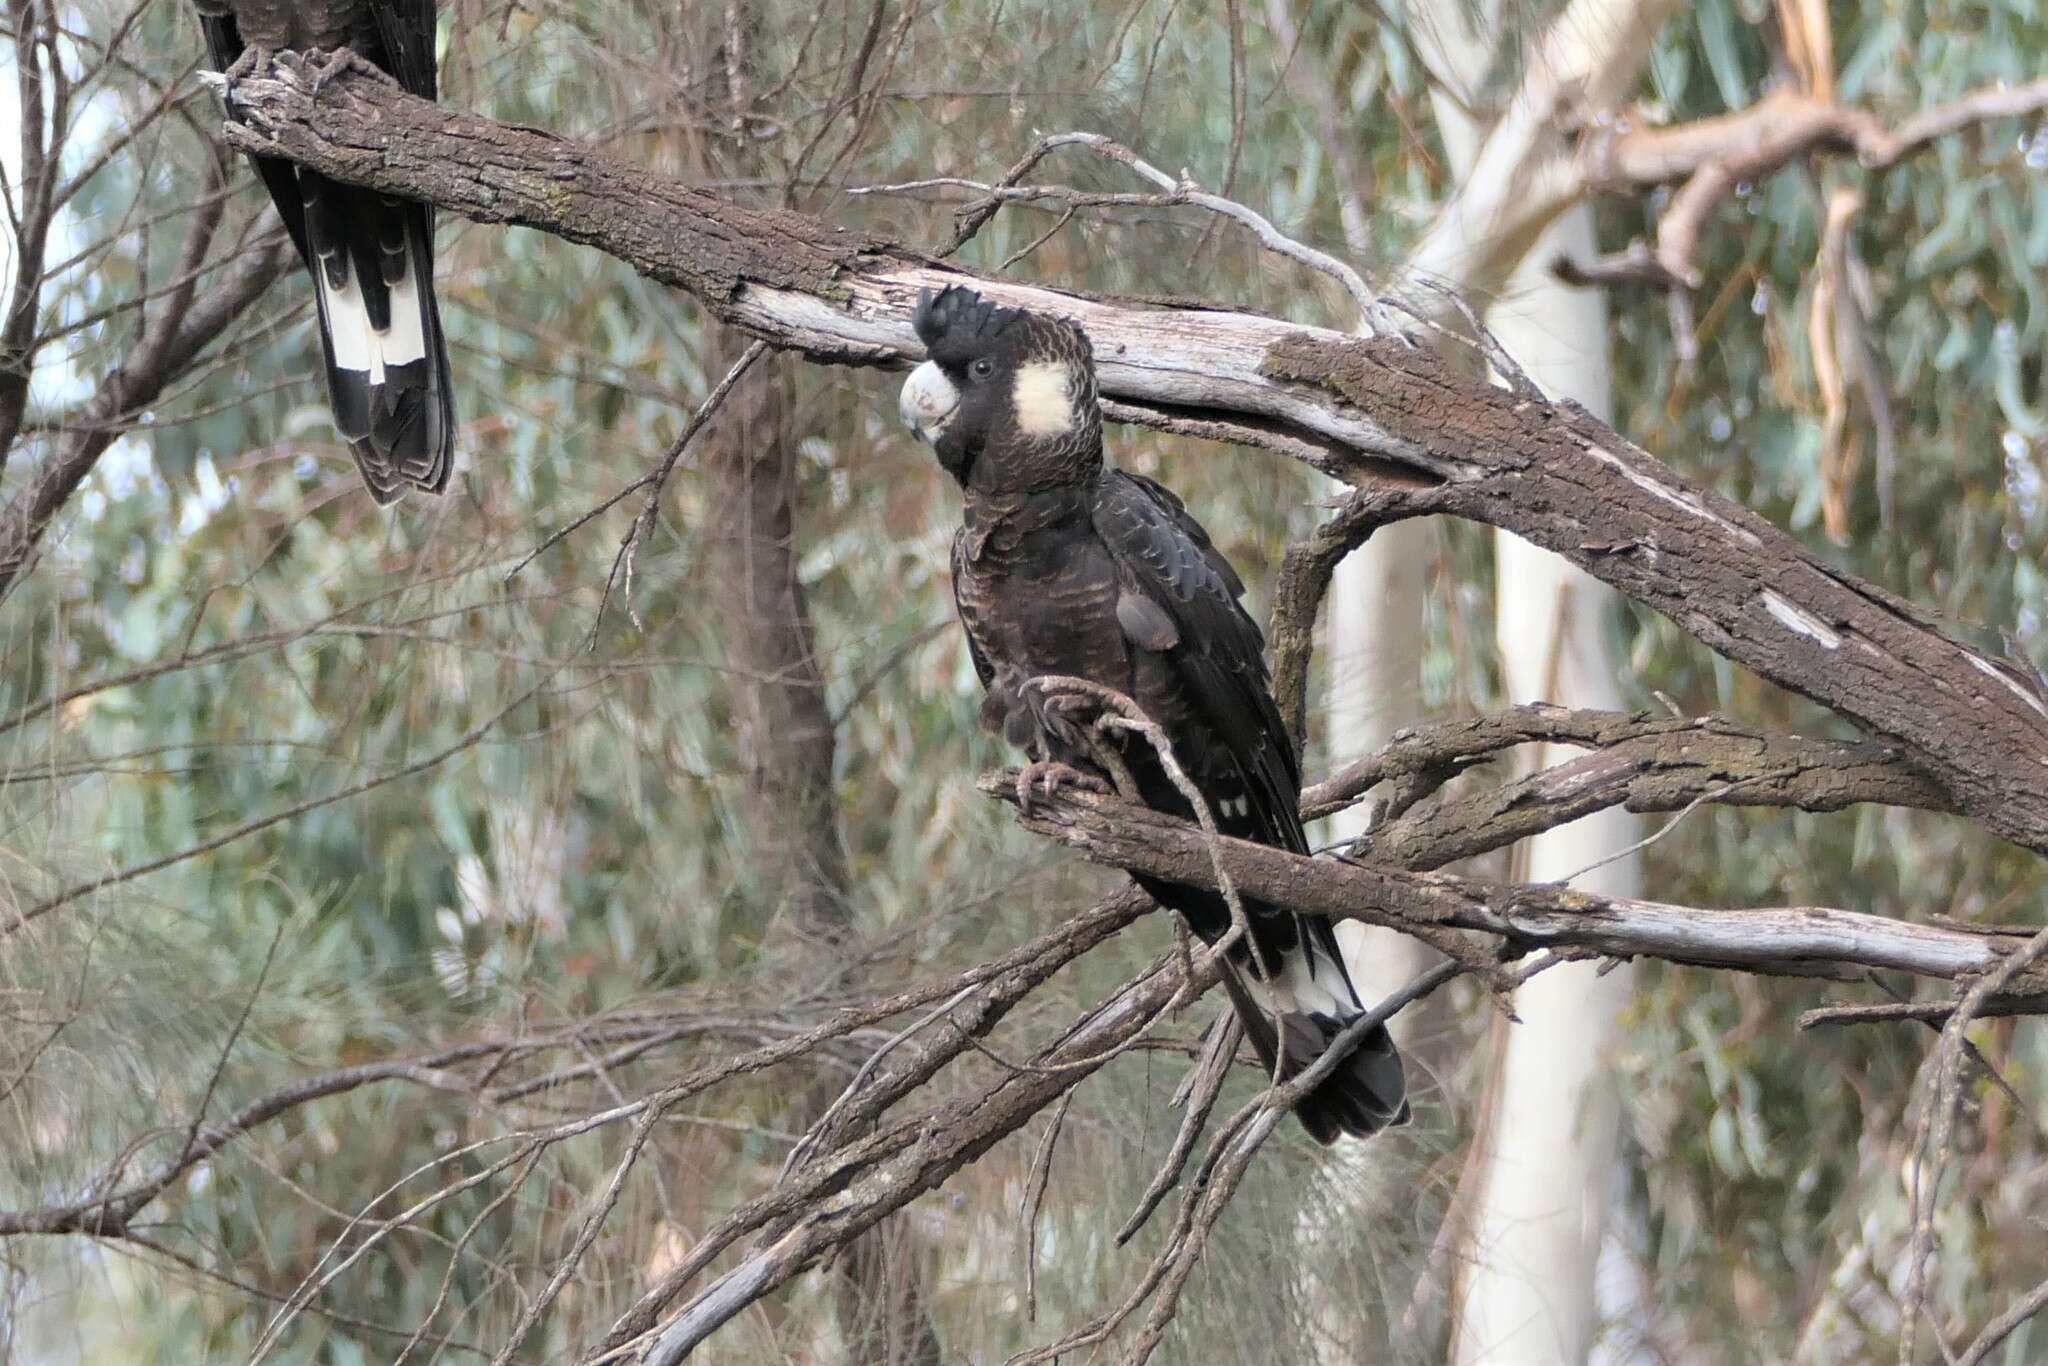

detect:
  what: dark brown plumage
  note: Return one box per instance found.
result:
[194,0,454,502]
[900,286,1408,1143]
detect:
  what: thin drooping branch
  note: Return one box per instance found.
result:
[1571,80,2048,286]
[986,779,2048,996]
[211,57,2048,858]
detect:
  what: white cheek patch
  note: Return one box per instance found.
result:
[1011,361,1076,437]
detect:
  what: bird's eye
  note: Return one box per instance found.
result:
[970,358,995,379]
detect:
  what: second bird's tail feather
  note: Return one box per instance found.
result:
[301,170,454,503]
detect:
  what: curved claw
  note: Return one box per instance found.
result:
[1040,692,1097,719]
[309,47,385,97]
[1015,760,1108,815]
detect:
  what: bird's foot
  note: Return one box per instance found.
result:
[1015,761,1108,815]
[225,44,267,82]
[1039,690,1100,722]
[211,44,271,107]
[307,47,382,97]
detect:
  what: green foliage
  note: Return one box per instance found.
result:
[5,0,2046,1360]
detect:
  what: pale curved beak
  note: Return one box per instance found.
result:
[899,360,959,442]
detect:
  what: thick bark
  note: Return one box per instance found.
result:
[213,58,2048,858]
[1259,336,2048,857]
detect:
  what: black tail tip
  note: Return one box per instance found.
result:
[1285,1015,1409,1146]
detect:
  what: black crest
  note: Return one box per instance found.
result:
[912,286,1022,355]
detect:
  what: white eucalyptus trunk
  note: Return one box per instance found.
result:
[1308,1,1668,1354]
[1324,523,1437,1010]
[1448,204,1643,1366]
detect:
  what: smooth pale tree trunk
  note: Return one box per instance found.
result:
[1306,473,1440,1366]
[1319,0,1486,1048]
[1307,3,1657,1355]
[1447,204,1642,1366]
[1324,524,1437,1012]
[1305,15,1477,1366]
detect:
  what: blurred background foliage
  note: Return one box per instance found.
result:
[2,0,2045,1361]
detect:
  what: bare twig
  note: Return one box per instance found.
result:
[1543,772,1775,886]
[1956,1274,2048,1366]
[1019,1090,1073,1322]
[1115,1011,1239,1245]
[1799,997,2048,1029]
[859,130,1394,334]
[503,338,770,639]
[613,338,771,632]
[1898,925,2048,1363]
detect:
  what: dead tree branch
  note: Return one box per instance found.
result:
[626,942,1228,1365]
[1571,80,2048,286]
[209,56,2048,857]
[988,779,2048,996]
[1307,705,1953,872]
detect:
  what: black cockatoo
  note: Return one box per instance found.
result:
[195,0,455,503]
[899,286,1408,1143]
